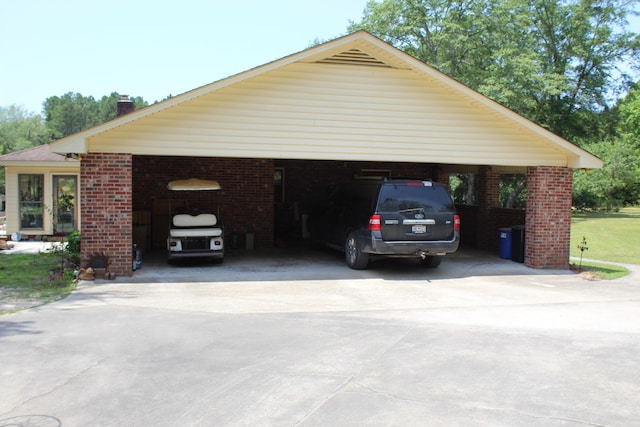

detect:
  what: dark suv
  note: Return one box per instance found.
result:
[310,179,460,269]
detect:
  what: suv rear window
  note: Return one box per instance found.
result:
[377,182,455,213]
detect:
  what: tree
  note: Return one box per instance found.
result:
[44,92,148,140]
[618,82,640,138]
[44,92,101,140]
[349,0,640,140]
[573,137,640,209]
[0,105,48,154]
[500,174,527,209]
[0,105,48,193]
[350,0,640,209]
[350,0,495,84]
[449,174,477,205]
[96,92,148,123]
[517,0,640,140]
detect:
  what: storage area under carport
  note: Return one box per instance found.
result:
[130,155,526,266]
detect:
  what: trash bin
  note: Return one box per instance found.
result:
[511,225,525,263]
[132,244,142,271]
[499,227,512,259]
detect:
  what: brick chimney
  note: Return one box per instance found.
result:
[117,95,135,117]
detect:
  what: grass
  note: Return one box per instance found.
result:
[0,251,76,310]
[571,207,640,265]
[571,260,631,280]
[570,206,639,280]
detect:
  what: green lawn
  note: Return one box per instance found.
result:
[571,207,640,265]
[573,260,630,280]
[0,251,75,305]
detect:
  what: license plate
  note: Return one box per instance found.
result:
[412,225,426,234]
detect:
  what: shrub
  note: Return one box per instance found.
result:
[66,230,81,264]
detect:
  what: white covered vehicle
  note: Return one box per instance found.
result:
[166,178,224,263]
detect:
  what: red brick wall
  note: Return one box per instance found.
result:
[475,166,501,250]
[132,156,274,250]
[525,166,572,269]
[80,153,132,276]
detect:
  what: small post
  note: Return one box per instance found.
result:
[577,236,588,269]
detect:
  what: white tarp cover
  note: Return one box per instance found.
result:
[172,213,217,227]
[167,178,221,191]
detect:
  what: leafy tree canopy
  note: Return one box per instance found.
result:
[44,92,148,140]
[0,105,47,155]
[351,0,640,210]
[573,137,640,209]
[618,82,640,137]
[349,0,640,141]
[0,105,48,193]
[1,93,149,194]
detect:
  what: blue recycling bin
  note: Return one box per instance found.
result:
[499,227,512,259]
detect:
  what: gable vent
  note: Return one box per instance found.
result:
[315,49,392,68]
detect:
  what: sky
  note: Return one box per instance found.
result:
[1,0,369,114]
[2,1,639,115]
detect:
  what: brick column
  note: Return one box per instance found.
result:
[81,153,133,277]
[431,165,449,188]
[476,166,500,250]
[525,166,572,269]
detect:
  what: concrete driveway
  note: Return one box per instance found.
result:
[1,248,639,426]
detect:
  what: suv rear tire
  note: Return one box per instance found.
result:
[345,232,369,269]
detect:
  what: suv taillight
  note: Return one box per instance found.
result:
[368,215,381,231]
[454,214,460,231]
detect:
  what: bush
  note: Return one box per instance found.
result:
[66,230,81,264]
[573,138,640,210]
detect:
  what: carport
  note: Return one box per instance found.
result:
[50,31,602,277]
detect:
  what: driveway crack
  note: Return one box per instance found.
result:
[294,327,412,426]
[1,356,109,417]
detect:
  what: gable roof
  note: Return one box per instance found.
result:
[50,30,602,169]
[0,144,78,166]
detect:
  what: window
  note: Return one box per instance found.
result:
[19,174,44,229]
[378,183,455,213]
[54,175,77,234]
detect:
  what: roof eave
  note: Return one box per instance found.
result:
[1,160,79,168]
[568,153,604,169]
[48,30,604,170]
[371,41,605,170]
[50,34,366,156]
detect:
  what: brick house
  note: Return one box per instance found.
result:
[48,31,602,276]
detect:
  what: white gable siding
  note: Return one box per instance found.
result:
[87,62,573,167]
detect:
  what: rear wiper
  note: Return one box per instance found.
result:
[397,207,424,214]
